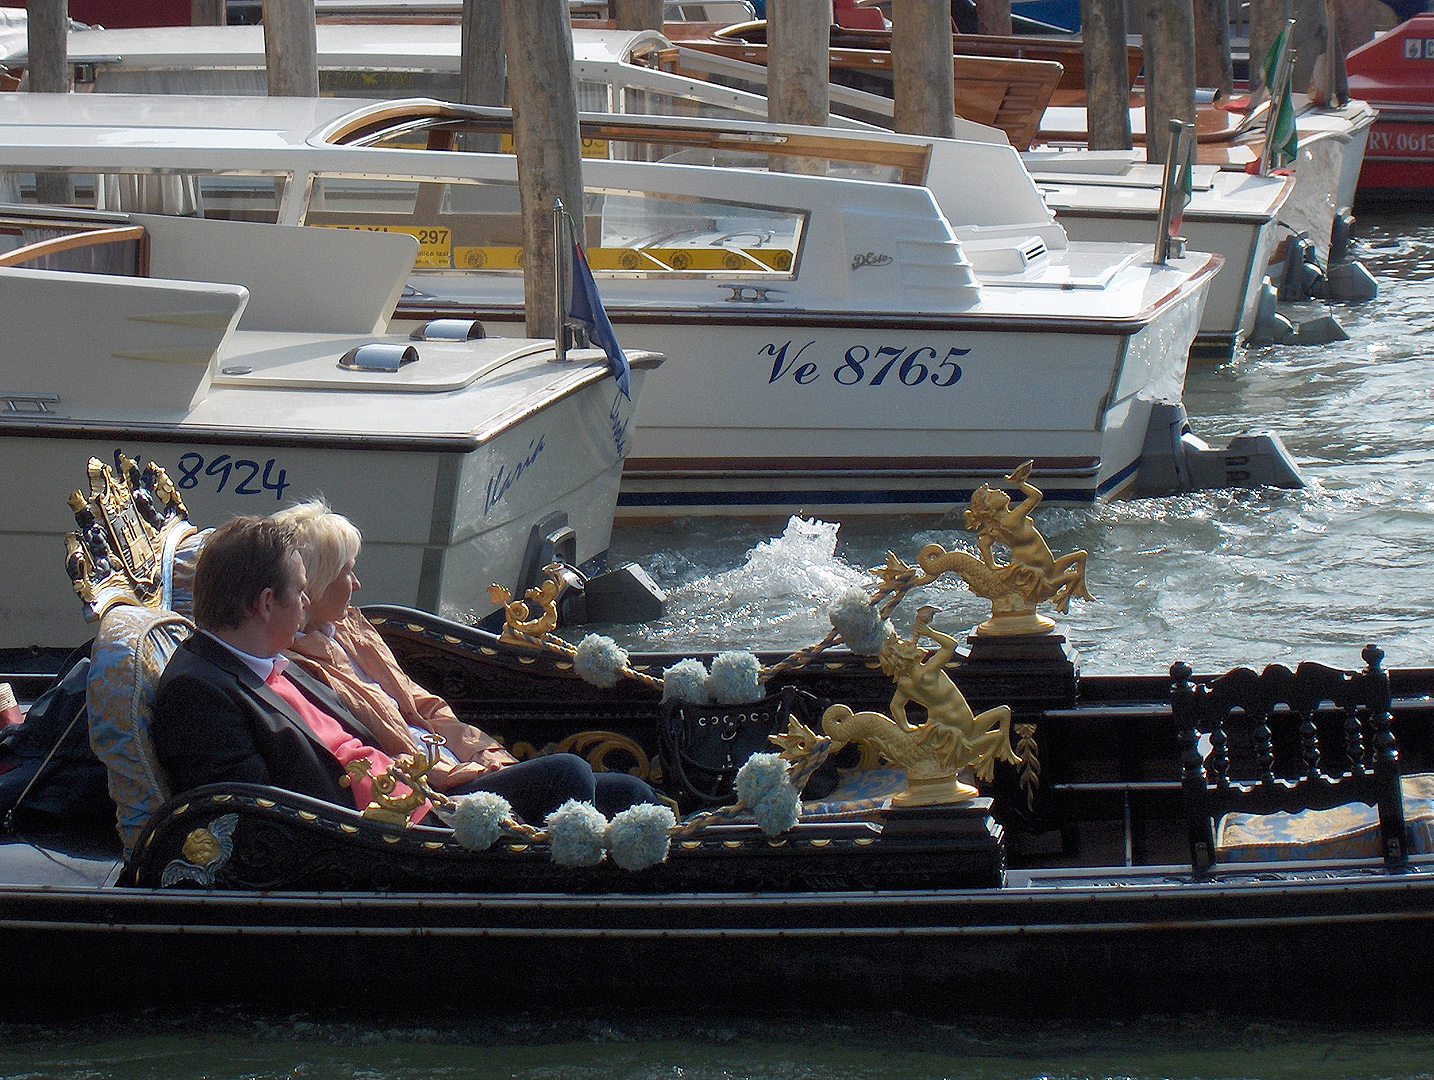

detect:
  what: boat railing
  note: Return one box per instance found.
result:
[0,219,148,275]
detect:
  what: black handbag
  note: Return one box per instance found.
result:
[656,686,833,813]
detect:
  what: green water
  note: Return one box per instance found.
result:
[3,1011,1433,1080]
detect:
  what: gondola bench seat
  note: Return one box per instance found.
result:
[1173,646,1427,874]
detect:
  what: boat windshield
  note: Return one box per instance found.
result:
[303,173,805,276]
[0,168,287,223]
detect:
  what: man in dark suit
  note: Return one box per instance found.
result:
[152,515,411,815]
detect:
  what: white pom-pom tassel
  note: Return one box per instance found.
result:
[661,657,711,703]
[607,802,677,871]
[734,752,800,835]
[752,784,801,836]
[544,799,609,867]
[573,633,629,689]
[448,791,513,850]
[828,587,892,656]
[709,650,761,704]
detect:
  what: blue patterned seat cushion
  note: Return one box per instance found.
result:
[163,526,211,619]
[87,604,193,857]
[701,767,908,827]
[1217,772,1434,862]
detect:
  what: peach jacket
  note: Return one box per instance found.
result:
[285,610,516,791]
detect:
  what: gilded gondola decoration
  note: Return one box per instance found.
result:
[872,461,1092,636]
[159,814,237,887]
[821,607,1019,806]
[65,454,195,620]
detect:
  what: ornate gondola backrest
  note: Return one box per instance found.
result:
[1173,644,1407,875]
[66,455,203,856]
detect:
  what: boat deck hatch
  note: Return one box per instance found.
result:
[211,333,554,392]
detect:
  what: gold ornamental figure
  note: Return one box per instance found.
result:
[819,606,1019,806]
[875,461,1093,636]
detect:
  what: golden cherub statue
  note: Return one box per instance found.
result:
[874,461,1092,636]
[819,607,1019,806]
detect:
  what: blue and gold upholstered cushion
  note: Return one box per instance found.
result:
[87,603,193,857]
[163,526,211,620]
[1216,772,1434,862]
[800,766,908,818]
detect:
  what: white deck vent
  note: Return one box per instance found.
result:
[960,235,1050,275]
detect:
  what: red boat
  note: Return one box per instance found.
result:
[1347,14,1434,201]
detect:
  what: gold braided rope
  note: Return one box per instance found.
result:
[495,554,941,689]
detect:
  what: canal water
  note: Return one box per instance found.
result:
[3,214,1433,1077]
[601,210,1434,677]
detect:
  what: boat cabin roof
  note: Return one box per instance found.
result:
[0,204,631,437]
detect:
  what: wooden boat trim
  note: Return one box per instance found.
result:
[0,224,148,269]
[321,100,936,185]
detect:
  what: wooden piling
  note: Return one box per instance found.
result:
[460,0,505,153]
[1291,0,1328,94]
[191,0,227,25]
[1080,0,1132,151]
[501,0,583,338]
[26,0,67,94]
[612,0,665,29]
[1142,0,1196,164]
[767,0,831,129]
[892,0,956,138]
[975,0,1012,35]
[262,0,319,97]
[1193,0,1234,96]
[461,0,505,107]
[1248,0,1292,91]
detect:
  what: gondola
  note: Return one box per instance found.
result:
[4,455,1434,1017]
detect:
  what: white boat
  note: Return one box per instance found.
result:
[1019,149,1294,358]
[39,22,1294,359]
[1037,94,1378,268]
[0,202,659,650]
[0,91,1309,516]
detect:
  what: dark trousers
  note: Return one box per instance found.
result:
[453,753,660,824]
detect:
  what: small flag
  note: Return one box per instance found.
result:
[1262,25,1299,169]
[569,239,631,399]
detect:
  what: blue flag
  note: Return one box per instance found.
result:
[569,241,631,399]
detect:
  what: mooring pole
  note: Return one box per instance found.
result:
[1142,0,1196,164]
[1081,0,1132,150]
[1248,0,1292,94]
[191,0,226,25]
[612,0,664,29]
[502,0,583,338]
[892,0,956,138]
[974,0,1012,35]
[767,0,831,128]
[26,0,67,94]
[1193,0,1234,97]
[262,0,319,96]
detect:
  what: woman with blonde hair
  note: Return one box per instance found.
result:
[268,500,660,824]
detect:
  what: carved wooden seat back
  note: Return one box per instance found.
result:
[1172,645,1407,875]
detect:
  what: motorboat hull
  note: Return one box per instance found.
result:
[0,371,644,649]
[1348,15,1434,202]
[1037,202,1285,360]
[465,280,1209,516]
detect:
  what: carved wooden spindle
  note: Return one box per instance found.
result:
[1173,661,1215,875]
[1342,700,1366,777]
[1298,706,1322,783]
[1364,644,1408,870]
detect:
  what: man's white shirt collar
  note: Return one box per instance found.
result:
[200,629,290,681]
